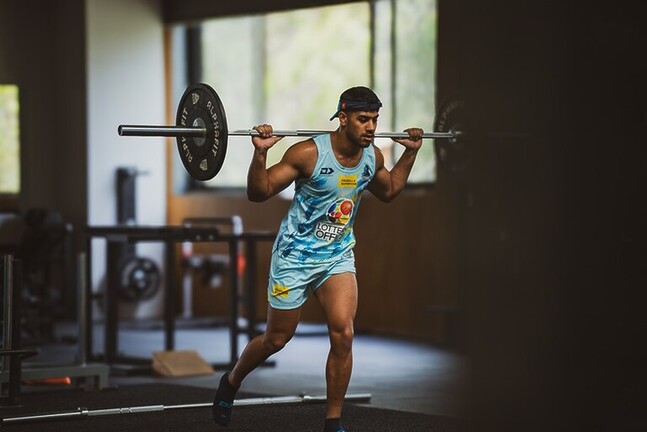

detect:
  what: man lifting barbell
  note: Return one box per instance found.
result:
[118,82,462,430]
[212,86,424,432]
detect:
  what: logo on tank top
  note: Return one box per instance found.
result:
[338,175,358,188]
[314,198,355,243]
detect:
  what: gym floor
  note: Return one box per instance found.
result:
[30,320,466,418]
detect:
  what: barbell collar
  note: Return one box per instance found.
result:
[118,125,460,140]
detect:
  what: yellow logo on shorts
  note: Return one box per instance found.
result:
[338,175,357,188]
[271,284,290,298]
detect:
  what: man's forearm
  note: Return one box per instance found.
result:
[247,149,270,201]
[389,147,419,195]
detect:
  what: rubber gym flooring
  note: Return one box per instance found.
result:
[2,321,466,431]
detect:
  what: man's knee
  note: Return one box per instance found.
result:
[262,331,294,353]
[329,325,354,354]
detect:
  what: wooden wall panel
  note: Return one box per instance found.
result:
[167,189,450,342]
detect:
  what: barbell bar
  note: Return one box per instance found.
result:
[118,125,460,140]
[117,83,465,181]
[0,392,372,426]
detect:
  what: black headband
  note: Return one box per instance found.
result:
[329,100,383,121]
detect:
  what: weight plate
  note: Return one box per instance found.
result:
[176,83,229,181]
[119,257,161,301]
[433,98,466,174]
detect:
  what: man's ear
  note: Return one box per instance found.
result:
[339,111,348,127]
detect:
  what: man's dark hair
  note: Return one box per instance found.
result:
[329,86,382,121]
[339,86,381,105]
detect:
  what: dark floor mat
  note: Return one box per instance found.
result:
[0,383,461,432]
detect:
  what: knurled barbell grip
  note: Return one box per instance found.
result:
[231,129,459,139]
[118,125,459,140]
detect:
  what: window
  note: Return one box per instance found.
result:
[174,0,437,189]
[0,84,21,195]
[392,0,438,183]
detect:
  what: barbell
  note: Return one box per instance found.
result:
[0,392,372,426]
[118,83,465,181]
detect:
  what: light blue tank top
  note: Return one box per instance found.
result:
[273,134,376,263]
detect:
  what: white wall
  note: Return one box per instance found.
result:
[86,0,166,318]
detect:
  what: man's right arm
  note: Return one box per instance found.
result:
[246,125,313,202]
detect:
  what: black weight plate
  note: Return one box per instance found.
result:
[119,257,161,301]
[176,83,229,181]
[433,98,466,174]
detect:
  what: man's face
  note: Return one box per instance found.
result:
[341,111,379,148]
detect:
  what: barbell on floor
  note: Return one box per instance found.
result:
[0,392,372,426]
[117,83,466,181]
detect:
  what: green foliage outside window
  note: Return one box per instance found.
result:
[194,0,437,189]
[0,85,21,194]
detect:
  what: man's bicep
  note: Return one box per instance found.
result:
[267,142,316,193]
[367,146,392,200]
[368,165,392,201]
[266,160,301,195]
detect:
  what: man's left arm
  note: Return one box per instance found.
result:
[368,128,423,202]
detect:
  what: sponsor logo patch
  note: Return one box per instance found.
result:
[326,198,354,224]
[314,221,346,242]
[313,198,356,243]
[338,175,357,188]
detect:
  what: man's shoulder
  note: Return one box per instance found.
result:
[285,138,317,160]
[284,139,318,177]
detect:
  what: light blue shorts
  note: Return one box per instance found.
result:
[267,250,356,310]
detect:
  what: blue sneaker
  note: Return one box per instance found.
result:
[323,418,346,432]
[213,372,237,426]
